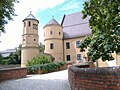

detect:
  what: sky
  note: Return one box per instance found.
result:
[0,0,84,51]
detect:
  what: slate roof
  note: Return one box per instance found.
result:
[44,19,61,28]
[61,12,91,39]
[23,12,39,23]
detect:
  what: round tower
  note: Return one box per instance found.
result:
[44,18,63,62]
[21,12,39,67]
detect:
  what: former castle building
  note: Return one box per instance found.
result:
[44,12,91,63]
[21,12,120,67]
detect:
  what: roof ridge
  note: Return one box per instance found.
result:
[63,22,89,28]
[65,12,81,16]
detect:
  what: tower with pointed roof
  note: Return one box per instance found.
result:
[44,18,64,62]
[21,12,39,67]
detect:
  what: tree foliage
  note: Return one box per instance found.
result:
[0,44,21,65]
[80,0,120,62]
[0,0,19,32]
[26,54,52,67]
[39,42,45,53]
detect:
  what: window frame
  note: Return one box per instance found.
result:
[66,55,71,61]
[59,32,61,35]
[76,41,80,48]
[28,21,31,26]
[50,43,54,49]
[33,24,38,30]
[50,31,53,35]
[77,54,81,60]
[24,22,26,27]
[66,42,70,49]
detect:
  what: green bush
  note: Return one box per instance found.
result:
[27,61,66,74]
[26,54,51,67]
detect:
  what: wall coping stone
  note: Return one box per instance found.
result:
[69,65,120,75]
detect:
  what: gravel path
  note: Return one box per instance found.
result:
[0,70,71,90]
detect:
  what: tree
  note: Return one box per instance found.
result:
[0,54,3,64]
[80,0,120,62]
[0,44,21,65]
[0,0,19,32]
[39,43,45,53]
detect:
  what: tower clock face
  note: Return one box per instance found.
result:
[33,24,38,30]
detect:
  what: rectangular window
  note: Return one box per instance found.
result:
[77,54,81,60]
[50,43,54,49]
[76,41,80,48]
[59,32,61,35]
[28,21,31,26]
[66,42,70,49]
[66,55,71,61]
[24,22,26,27]
[50,31,52,35]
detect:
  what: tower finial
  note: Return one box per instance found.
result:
[30,8,32,14]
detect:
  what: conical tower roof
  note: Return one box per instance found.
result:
[23,11,39,23]
[44,19,61,28]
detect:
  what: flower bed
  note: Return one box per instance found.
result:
[68,65,120,90]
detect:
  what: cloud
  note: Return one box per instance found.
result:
[61,2,80,11]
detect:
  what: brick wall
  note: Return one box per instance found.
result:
[0,67,27,81]
[68,65,120,90]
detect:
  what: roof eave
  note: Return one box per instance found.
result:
[22,18,39,23]
[43,24,62,29]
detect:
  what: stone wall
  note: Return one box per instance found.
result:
[0,67,27,81]
[68,65,120,90]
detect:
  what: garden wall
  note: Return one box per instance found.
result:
[0,67,27,81]
[68,65,120,90]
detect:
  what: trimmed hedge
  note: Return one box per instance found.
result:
[27,61,66,74]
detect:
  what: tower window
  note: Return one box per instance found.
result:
[33,24,38,30]
[66,42,70,49]
[50,43,54,49]
[66,55,71,61]
[76,41,80,48]
[50,31,52,35]
[77,54,81,60]
[24,22,26,27]
[28,21,31,26]
[59,32,61,35]
[34,39,36,41]
[23,39,25,41]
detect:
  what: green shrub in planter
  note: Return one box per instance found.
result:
[26,54,51,67]
[27,61,66,74]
